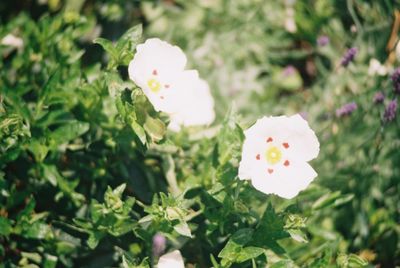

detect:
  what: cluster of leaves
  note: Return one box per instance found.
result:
[1,0,399,267]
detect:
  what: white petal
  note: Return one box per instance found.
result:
[251,161,317,199]
[238,134,265,180]
[157,250,184,268]
[129,38,187,82]
[1,34,23,48]
[284,114,319,161]
[169,76,215,131]
[128,38,187,112]
[244,114,319,161]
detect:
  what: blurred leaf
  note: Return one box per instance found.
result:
[144,116,165,142]
[49,121,89,145]
[0,217,12,236]
[253,204,289,254]
[93,38,118,59]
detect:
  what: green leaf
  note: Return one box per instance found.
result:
[119,24,142,46]
[287,229,308,243]
[49,120,89,145]
[93,38,118,59]
[231,228,254,245]
[39,69,62,103]
[143,116,165,142]
[21,252,42,264]
[0,217,12,236]
[312,192,354,210]
[87,231,103,249]
[173,222,192,237]
[253,204,289,254]
[27,139,49,162]
[337,253,368,267]
[217,108,244,165]
[236,247,264,262]
[43,254,58,268]
[122,253,136,268]
[219,229,258,264]
[41,164,85,205]
[24,222,52,239]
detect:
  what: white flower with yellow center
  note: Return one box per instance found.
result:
[128,38,215,130]
[157,250,184,268]
[128,38,189,113]
[238,114,320,199]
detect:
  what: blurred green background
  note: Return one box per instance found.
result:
[1,0,399,267]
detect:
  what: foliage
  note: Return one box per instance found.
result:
[1,0,399,267]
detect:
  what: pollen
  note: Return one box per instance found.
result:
[265,146,282,165]
[147,78,161,93]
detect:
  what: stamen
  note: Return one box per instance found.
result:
[256,154,260,160]
[283,142,289,149]
[267,168,274,174]
[152,69,158,75]
[165,84,170,88]
[160,96,164,99]
[284,160,290,166]
[267,137,273,143]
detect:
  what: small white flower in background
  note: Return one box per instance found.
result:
[157,250,184,268]
[368,58,387,76]
[238,114,320,199]
[169,78,215,132]
[396,41,400,61]
[128,38,215,130]
[284,0,297,33]
[1,34,24,48]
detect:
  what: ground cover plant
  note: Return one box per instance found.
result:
[0,0,399,267]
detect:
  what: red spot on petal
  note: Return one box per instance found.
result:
[267,137,273,143]
[267,168,274,174]
[256,154,260,160]
[152,69,158,75]
[284,160,290,166]
[165,84,170,88]
[283,142,289,149]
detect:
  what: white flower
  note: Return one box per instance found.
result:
[128,38,215,130]
[129,38,187,113]
[284,6,297,33]
[169,78,215,131]
[238,114,320,199]
[157,250,184,268]
[1,34,23,48]
[368,58,387,76]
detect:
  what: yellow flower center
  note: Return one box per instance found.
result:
[265,146,282,165]
[147,78,161,93]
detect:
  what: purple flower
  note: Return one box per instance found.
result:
[152,233,166,257]
[336,102,357,117]
[341,47,358,67]
[373,91,385,104]
[282,65,296,76]
[383,99,397,122]
[391,68,400,94]
[317,35,330,47]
